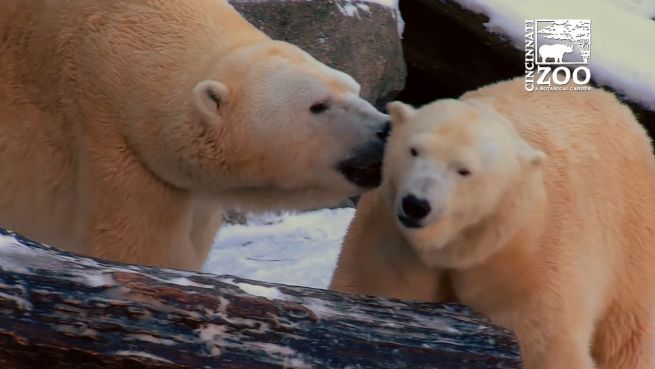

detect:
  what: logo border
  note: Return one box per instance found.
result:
[534,19,591,66]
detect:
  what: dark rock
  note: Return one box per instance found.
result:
[336,197,357,208]
[396,0,522,106]
[222,209,250,225]
[230,0,407,108]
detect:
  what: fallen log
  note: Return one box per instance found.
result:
[0,228,521,368]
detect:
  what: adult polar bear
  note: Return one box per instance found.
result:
[0,0,389,271]
[330,78,655,369]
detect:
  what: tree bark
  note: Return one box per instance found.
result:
[0,228,521,369]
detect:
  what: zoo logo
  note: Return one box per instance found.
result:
[524,19,592,92]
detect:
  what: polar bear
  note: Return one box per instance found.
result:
[0,0,390,271]
[330,77,655,369]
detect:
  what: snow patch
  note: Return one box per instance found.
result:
[79,273,116,288]
[197,323,227,356]
[114,351,173,363]
[362,0,396,6]
[197,324,311,367]
[127,334,176,346]
[334,0,405,36]
[0,292,32,311]
[302,298,342,318]
[168,277,214,289]
[234,282,287,300]
[0,234,42,273]
[204,208,355,289]
[251,342,295,356]
[251,343,312,369]
[356,3,370,13]
[336,2,363,18]
[420,317,461,335]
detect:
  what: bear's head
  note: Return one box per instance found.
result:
[382,99,546,269]
[137,41,390,211]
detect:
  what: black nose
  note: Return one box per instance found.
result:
[376,121,391,142]
[401,194,431,219]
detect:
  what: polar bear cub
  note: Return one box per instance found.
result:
[330,77,655,369]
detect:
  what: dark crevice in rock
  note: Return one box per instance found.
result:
[396,0,521,106]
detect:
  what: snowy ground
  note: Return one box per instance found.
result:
[203,208,355,289]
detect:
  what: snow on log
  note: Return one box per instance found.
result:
[0,228,521,368]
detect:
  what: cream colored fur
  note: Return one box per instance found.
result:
[0,0,387,270]
[330,77,655,369]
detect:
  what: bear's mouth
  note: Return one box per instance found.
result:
[338,161,382,189]
[337,141,385,189]
[398,214,423,229]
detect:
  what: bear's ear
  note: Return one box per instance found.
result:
[192,80,229,119]
[387,101,416,127]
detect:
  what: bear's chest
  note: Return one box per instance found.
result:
[448,258,538,322]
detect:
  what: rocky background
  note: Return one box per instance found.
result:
[231,0,406,110]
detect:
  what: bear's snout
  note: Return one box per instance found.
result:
[397,194,431,228]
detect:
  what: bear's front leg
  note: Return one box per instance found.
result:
[452,261,598,369]
[82,140,209,271]
[490,299,597,369]
[519,334,596,369]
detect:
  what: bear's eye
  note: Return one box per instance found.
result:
[410,147,418,157]
[310,102,330,114]
[457,168,472,177]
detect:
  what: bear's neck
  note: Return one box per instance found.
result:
[446,175,548,311]
[446,171,547,271]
